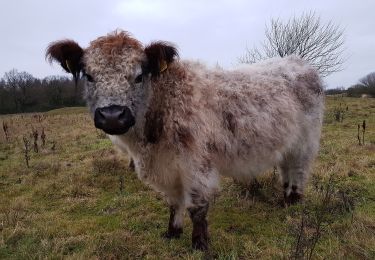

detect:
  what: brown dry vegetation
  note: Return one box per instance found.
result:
[0,97,374,259]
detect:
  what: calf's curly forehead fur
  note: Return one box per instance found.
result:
[46,30,324,250]
[84,31,144,79]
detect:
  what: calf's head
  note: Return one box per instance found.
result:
[46,30,178,135]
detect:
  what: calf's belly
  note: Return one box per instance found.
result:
[215,150,283,182]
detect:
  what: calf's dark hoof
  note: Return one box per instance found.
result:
[162,227,183,239]
[192,237,208,251]
[283,184,303,206]
[284,191,303,206]
[128,159,135,171]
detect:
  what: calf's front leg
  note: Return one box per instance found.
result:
[163,205,183,239]
[188,200,209,250]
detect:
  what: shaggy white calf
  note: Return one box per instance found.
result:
[46,30,324,250]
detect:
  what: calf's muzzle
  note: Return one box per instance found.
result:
[94,105,135,135]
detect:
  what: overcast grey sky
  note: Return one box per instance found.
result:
[0,0,374,88]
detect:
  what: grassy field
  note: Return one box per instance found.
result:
[0,97,374,259]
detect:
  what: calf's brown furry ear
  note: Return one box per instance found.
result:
[46,40,84,85]
[144,41,178,78]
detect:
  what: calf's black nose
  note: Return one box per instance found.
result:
[94,105,135,135]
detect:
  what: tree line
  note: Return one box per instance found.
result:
[0,69,85,114]
[325,72,375,97]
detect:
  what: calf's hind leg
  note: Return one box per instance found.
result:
[187,189,210,250]
[280,152,314,205]
[280,123,321,205]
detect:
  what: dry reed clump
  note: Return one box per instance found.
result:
[41,128,46,147]
[32,129,38,153]
[2,121,10,141]
[22,136,31,168]
[356,119,368,146]
[288,173,364,259]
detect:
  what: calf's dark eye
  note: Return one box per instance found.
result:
[135,74,143,83]
[84,73,94,82]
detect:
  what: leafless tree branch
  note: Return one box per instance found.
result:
[239,12,346,77]
[359,72,375,88]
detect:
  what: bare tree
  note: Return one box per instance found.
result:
[239,12,345,77]
[4,69,35,112]
[359,72,375,88]
[347,72,375,97]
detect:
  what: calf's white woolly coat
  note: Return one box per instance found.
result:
[46,31,324,250]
